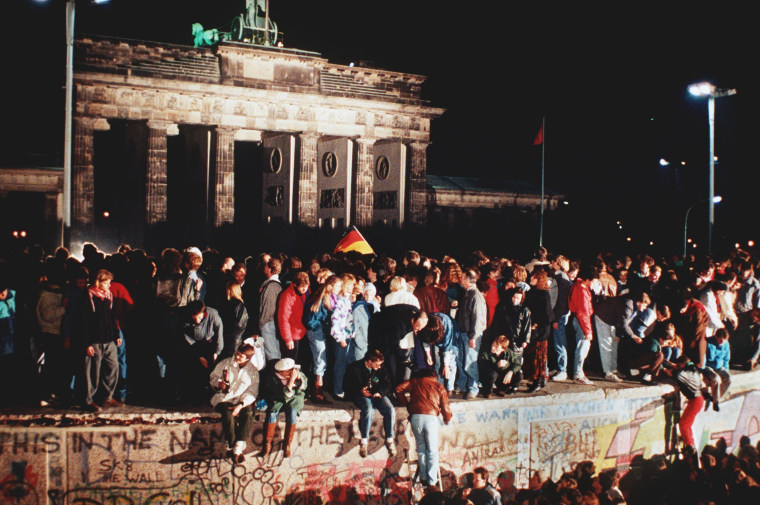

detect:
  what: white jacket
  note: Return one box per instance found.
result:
[209,357,260,408]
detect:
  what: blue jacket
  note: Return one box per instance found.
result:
[0,289,16,356]
[431,312,457,354]
[706,337,730,370]
[303,301,330,333]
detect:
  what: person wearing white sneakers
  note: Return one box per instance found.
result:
[209,342,260,464]
[549,255,573,382]
[568,266,597,385]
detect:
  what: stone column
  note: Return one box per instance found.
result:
[145,121,177,225]
[408,141,429,226]
[71,116,96,226]
[214,126,236,227]
[298,133,319,227]
[354,138,376,228]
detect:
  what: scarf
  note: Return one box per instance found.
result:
[88,285,113,311]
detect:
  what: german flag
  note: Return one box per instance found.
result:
[334,225,375,255]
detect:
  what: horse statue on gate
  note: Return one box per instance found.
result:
[192,23,227,47]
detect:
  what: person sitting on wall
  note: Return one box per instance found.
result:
[259,357,308,458]
[703,327,732,411]
[209,342,260,463]
[343,349,397,458]
[478,335,521,397]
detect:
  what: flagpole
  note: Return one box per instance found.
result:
[539,116,546,247]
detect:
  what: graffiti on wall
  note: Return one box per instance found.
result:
[2,384,760,505]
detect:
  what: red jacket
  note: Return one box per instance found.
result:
[568,281,594,337]
[277,284,308,345]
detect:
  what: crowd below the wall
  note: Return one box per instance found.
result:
[419,439,760,505]
[3,240,760,503]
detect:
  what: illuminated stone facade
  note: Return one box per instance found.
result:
[70,35,443,241]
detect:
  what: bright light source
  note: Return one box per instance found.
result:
[103,211,110,218]
[693,243,698,248]
[618,225,623,230]
[736,243,741,249]
[626,237,632,242]
[20,230,27,238]
[650,241,654,246]
[659,158,670,166]
[12,231,19,238]
[749,240,756,248]
[713,196,723,203]
[681,161,686,166]
[562,201,569,205]
[687,238,693,243]
[689,82,716,97]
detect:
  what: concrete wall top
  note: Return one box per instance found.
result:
[2,371,760,504]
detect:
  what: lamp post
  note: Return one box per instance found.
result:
[683,195,722,258]
[688,82,736,255]
[62,0,75,247]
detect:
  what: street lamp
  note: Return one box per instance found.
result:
[683,196,722,258]
[688,81,736,254]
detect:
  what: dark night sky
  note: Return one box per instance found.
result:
[6,1,758,252]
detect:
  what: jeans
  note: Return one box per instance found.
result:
[572,317,591,379]
[455,332,481,394]
[410,414,441,486]
[332,338,354,396]
[662,346,681,362]
[307,328,327,376]
[438,348,458,392]
[261,321,281,362]
[352,395,395,440]
[594,315,618,374]
[267,403,299,424]
[552,313,570,373]
[116,329,128,400]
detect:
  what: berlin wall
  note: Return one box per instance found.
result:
[2,371,759,505]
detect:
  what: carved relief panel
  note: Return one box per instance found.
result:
[372,141,406,227]
[262,133,296,224]
[316,137,353,229]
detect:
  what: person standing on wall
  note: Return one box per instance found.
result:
[77,269,122,412]
[395,367,452,488]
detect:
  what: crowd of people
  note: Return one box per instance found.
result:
[2,241,760,484]
[419,436,760,504]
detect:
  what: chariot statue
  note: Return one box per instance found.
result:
[193,0,279,47]
[231,0,279,45]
